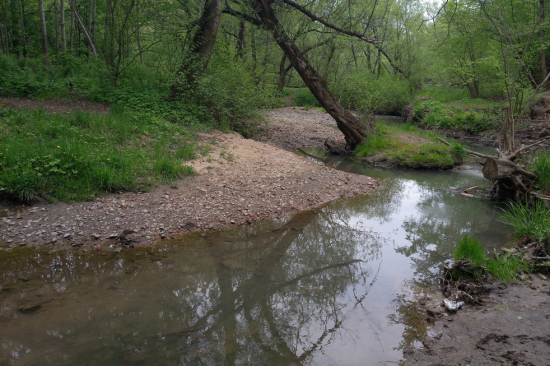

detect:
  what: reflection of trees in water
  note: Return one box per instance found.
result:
[395,175,502,287]
[0,209,383,366]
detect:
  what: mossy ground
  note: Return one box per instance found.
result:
[354,122,465,169]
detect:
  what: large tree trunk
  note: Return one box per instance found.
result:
[171,0,222,95]
[253,1,368,149]
[236,18,245,59]
[38,0,48,66]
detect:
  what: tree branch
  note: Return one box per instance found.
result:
[280,0,381,44]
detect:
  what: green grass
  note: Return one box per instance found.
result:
[354,122,464,169]
[453,234,532,284]
[499,200,550,247]
[0,107,196,202]
[292,88,321,107]
[454,234,486,266]
[532,153,550,193]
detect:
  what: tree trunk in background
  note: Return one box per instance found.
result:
[38,0,48,66]
[0,21,4,54]
[541,0,548,87]
[236,18,245,58]
[277,54,287,92]
[253,1,368,149]
[91,0,96,40]
[68,0,97,57]
[171,0,222,95]
[70,4,74,53]
[61,0,66,52]
[136,0,143,63]
[3,0,8,55]
[54,0,60,54]
[18,0,27,57]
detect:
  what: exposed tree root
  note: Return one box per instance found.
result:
[440,259,489,304]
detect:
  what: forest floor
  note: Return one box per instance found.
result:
[0,96,110,114]
[0,102,378,251]
[404,275,550,366]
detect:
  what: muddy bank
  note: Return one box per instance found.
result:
[0,96,110,114]
[403,275,550,365]
[0,130,378,251]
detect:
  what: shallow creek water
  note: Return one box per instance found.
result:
[0,135,511,365]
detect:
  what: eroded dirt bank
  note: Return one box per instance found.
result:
[0,128,378,250]
[403,275,550,365]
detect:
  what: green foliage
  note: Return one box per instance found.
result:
[338,73,413,115]
[412,100,499,133]
[354,123,391,156]
[499,200,550,247]
[417,87,470,103]
[0,108,195,202]
[293,88,321,107]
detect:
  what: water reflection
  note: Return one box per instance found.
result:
[0,146,511,365]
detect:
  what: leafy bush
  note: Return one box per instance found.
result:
[338,73,413,115]
[412,100,498,133]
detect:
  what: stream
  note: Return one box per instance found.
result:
[0,130,511,365]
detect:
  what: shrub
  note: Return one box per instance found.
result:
[293,88,321,107]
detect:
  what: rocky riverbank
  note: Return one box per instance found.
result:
[0,114,378,252]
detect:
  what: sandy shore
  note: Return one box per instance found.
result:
[0,111,378,251]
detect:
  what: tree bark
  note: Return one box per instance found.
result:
[18,0,27,57]
[60,0,66,52]
[38,0,48,66]
[69,3,74,53]
[3,0,8,55]
[171,0,222,95]
[236,18,245,59]
[541,0,548,87]
[253,1,368,149]
[54,0,60,54]
[136,0,142,63]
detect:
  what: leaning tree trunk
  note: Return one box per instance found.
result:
[171,0,222,96]
[253,0,368,149]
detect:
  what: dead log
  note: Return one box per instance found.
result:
[437,137,549,199]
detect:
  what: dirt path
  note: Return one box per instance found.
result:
[0,96,109,114]
[403,275,550,365]
[0,109,378,251]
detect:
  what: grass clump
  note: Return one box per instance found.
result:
[453,234,532,284]
[499,200,550,247]
[354,122,463,169]
[532,153,550,193]
[0,108,196,202]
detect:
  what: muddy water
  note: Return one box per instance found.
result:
[0,142,510,365]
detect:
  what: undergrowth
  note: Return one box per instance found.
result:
[412,100,500,133]
[0,108,197,202]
